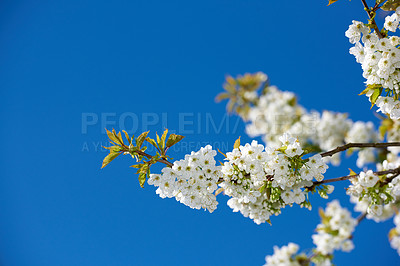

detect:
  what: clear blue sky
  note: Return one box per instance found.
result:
[1,0,398,265]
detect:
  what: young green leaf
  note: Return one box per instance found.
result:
[381,0,400,11]
[101,152,121,168]
[156,132,161,149]
[146,137,158,149]
[327,0,339,6]
[166,134,185,148]
[138,173,146,188]
[116,130,124,145]
[349,168,357,176]
[103,145,121,152]
[215,92,230,102]
[136,131,149,148]
[359,87,371,96]
[122,130,131,144]
[160,129,168,151]
[233,136,241,149]
[318,207,326,220]
[106,129,122,145]
[370,87,382,108]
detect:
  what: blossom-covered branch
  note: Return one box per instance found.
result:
[100,1,400,263]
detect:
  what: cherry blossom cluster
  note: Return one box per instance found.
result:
[349,155,400,222]
[245,85,307,147]
[241,80,378,167]
[147,145,221,212]
[264,201,356,266]
[389,213,400,255]
[312,200,356,256]
[346,12,400,119]
[263,243,302,266]
[347,170,392,218]
[220,133,329,224]
[263,243,333,266]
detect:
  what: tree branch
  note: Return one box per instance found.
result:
[120,144,174,167]
[356,212,367,224]
[310,167,400,189]
[132,149,174,167]
[360,0,384,39]
[320,142,400,158]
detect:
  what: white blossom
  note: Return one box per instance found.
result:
[148,145,221,212]
[312,200,357,255]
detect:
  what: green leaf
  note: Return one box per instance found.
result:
[379,124,388,139]
[389,227,400,240]
[101,152,121,168]
[318,208,326,220]
[136,131,149,148]
[224,76,237,93]
[215,92,230,102]
[227,99,235,113]
[360,84,381,96]
[156,133,161,148]
[233,136,241,149]
[160,129,168,151]
[327,0,339,6]
[146,137,158,149]
[138,164,148,174]
[166,134,185,148]
[379,118,393,138]
[370,87,382,108]
[349,168,357,176]
[138,173,146,188]
[103,145,121,152]
[122,130,131,144]
[106,129,122,145]
[381,0,400,11]
[359,87,371,96]
[346,148,354,156]
[116,131,123,144]
[226,75,237,85]
[258,183,267,193]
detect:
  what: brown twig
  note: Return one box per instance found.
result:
[120,144,174,167]
[310,167,400,189]
[320,142,400,158]
[361,0,384,39]
[356,212,367,224]
[132,149,174,167]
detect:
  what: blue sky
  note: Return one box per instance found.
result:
[0,0,398,265]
